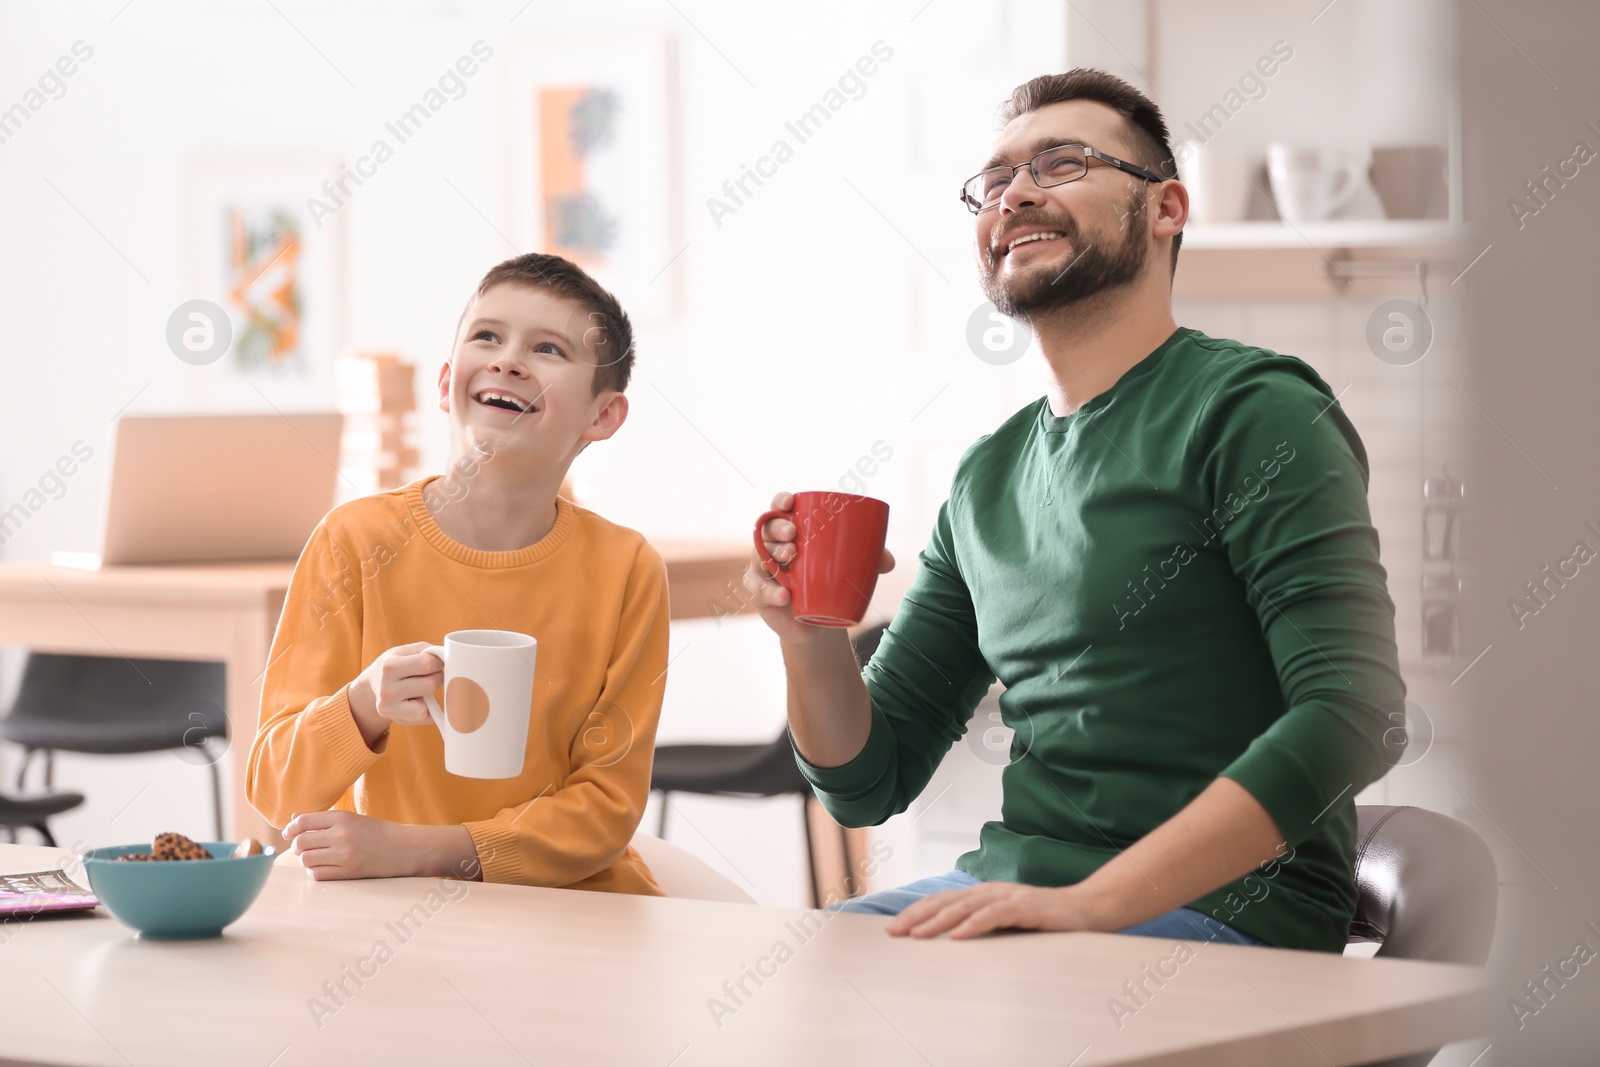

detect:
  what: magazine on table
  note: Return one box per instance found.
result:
[0,867,100,918]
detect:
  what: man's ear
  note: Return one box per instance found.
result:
[1154,179,1188,243]
[580,392,629,444]
[437,361,452,413]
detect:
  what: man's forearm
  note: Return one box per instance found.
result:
[1076,776,1287,931]
[781,628,874,768]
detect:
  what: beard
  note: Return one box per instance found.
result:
[980,193,1149,321]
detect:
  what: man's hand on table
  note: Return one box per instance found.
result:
[885,780,1290,940]
[884,881,1110,940]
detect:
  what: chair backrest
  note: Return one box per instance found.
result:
[9,654,226,725]
[1350,804,1498,965]
[631,833,755,904]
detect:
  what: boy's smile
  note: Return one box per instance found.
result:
[472,387,538,414]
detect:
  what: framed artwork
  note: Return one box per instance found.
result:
[182,155,347,409]
[497,33,678,321]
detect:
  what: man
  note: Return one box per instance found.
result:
[745,69,1405,953]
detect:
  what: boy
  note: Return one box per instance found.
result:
[246,253,668,894]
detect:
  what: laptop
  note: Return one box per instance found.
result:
[91,413,344,566]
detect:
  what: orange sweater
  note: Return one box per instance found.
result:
[246,477,668,895]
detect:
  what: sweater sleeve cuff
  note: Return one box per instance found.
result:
[463,821,525,884]
[310,685,386,781]
[792,703,899,801]
[1219,734,1330,846]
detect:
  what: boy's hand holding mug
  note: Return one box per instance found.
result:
[348,643,446,745]
[745,490,895,641]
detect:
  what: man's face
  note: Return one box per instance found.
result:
[437,282,623,467]
[974,100,1159,320]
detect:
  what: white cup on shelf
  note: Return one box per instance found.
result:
[1177,140,1254,225]
[1266,144,1362,223]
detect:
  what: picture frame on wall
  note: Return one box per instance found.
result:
[181,154,348,410]
[496,33,679,322]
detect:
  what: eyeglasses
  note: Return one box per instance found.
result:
[960,143,1167,213]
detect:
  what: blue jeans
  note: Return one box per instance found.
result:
[832,869,1268,946]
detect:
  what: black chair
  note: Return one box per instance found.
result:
[1349,804,1499,1067]
[0,654,229,839]
[0,789,85,846]
[651,623,887,908]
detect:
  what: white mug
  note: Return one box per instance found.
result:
[1266,144,1361,223]
[420,629,536,779]
[1178,140,1254,224]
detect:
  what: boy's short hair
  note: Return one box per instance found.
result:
[456,253,635,395]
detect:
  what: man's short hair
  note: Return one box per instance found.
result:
[456,253,635,395]
[1000,69,1182,271]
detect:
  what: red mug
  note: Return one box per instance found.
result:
[754,492,890,627]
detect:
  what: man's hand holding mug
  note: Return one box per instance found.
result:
[745,490,896,641]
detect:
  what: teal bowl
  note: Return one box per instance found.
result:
[83,842,276,939]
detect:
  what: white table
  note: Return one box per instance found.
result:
[0,844,1491,1066]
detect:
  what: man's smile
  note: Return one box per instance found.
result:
[1005,231,1067,255]
[991,221,1076,263]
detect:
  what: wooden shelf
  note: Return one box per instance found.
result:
[1183,220,1465,252]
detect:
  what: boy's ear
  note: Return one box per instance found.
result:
[436,361,452,413]
[580,392,628,444]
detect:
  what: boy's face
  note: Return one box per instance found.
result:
[437,282,627,472]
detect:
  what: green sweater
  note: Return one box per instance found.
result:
[796,326,1405,953]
